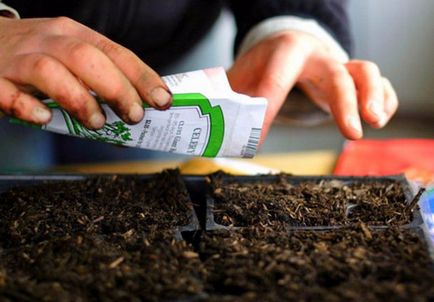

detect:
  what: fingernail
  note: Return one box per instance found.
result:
[346,116,363,137]
[375,114,388,129]
[33,107,51,123]
[128,102,144,123]
[89,112,105,129]
[368,101,383,121]
[151,87,172,108]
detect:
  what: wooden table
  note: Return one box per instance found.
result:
[56,150,337,175]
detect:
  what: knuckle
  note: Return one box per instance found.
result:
[137,71,151,86]
[8,91,25,117]
[328,69,355,95]
[264,74,286,93]
[95,39,125,56]
[49,16,77,32]
[66,97,88,116]
[359,61,380,75]
[31,55,58,76]
[0,80,15,115]
[137,67,160,87]
[67,41,93,63]
[104,83,127,102]
[328,66,348,85]
[329,65,347,78]
[277,32,298,45]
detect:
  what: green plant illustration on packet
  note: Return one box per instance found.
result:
[42,93,225,157]
[9,67,267,158]
[55,105,133,145]
[67,119,133,145]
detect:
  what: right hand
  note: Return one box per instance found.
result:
[0,16,172,129]
[228,31,398,141]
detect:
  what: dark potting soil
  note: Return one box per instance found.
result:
[0,232,205,302]
[0,169,192,248]
[210,174,413,228]
[0,170,204,301]
[199,225,434,301]
[0,171,431,301]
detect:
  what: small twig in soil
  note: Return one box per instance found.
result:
[109,257,124,269]
[407,187,426,213]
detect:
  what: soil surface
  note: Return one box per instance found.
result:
[199,225,434,301]
[0,232,205,302]
[0,170,203,301]
[0,170,192,248]
[210,173,413,228]
[0,172,431,301]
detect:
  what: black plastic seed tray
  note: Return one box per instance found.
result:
[205,174,422,231]
[0,173,422,233]
[196,224,434,301]
[0,173,209,302]
[0,173,201,239]
[0,173,433,302]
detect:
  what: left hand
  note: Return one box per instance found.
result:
[227,31,398,141]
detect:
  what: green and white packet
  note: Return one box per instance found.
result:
[12,67,268,158]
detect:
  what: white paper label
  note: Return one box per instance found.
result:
[11,67,268,158]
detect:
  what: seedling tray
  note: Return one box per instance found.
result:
[206,173,422,231]
[0,171,207,301]
[0,170,200,242]
[0,172,432,301]
[197,225,434,301]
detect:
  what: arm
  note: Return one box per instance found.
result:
[0,2,19,18]
[229,0,352,55]
[227,0,398,141]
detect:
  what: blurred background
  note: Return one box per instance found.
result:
[265,0,434,153]
[0,0,433,170]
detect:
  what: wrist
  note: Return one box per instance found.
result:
[269,30,328,56]
[238,16,349,63]
[0,3,20,19]
[0,10,14,18]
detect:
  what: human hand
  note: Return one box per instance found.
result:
[0,17,172,129]
[227,31,398,141]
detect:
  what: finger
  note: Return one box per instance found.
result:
[319,62,363,140]
[346,60,386,126]
[3,53,105,129]
[299,57,363,140]
[379,77,398,127]
[41,36,144,124]
[228,35,308,141]
[0,77,52,124]
[93,38,173,110]
[57,17,172,109]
